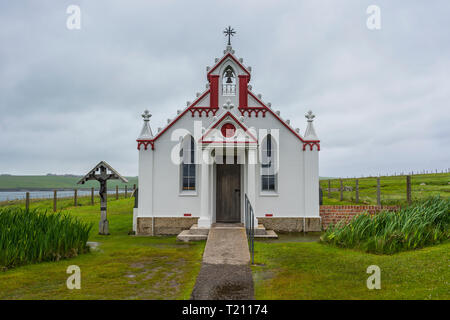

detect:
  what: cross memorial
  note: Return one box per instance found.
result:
[78,161,128,235]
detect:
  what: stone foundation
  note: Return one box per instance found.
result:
[136,217,199,235]
[257,217,321,232]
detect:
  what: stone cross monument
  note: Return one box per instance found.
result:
[78,161,128,235]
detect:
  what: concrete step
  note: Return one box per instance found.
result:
[255,224,267,235]
[176,230,208,242]
[189,224,210,235]
[254,229,278,239]
[211,223,244,229]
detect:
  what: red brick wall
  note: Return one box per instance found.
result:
[320,205,399,230]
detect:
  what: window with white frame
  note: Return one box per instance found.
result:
[261,134,277,191]
[181,135,196,191]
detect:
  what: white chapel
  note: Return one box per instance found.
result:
[133,31,320,236]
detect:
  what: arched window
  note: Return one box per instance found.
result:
[261,134,277,191]
[222,66,236,96]
[181,135,196,191]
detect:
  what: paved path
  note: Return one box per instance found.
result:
[191,224,254,300]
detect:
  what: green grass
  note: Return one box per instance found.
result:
[0,198,205,300]
[321,197,450,254]
[0,192,130,210]
[0,208,92,270]
[252,236,450,299]
[1,187,448,300]
[0,175,138,190]
[321,173,450,205]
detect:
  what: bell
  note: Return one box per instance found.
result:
[225,69,234,83]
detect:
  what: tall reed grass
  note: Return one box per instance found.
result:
[321,197,450,254]
[0,207,92,270]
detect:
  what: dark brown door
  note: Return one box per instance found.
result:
[216,163,241,223]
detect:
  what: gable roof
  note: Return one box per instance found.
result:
[247,91,319,143]
[207,52,251,81]
[145,89,211,143]
[200,111,258,144]
[137,47,319,148]
[77,161,128,184]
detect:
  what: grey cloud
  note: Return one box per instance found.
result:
[0,0,449,176]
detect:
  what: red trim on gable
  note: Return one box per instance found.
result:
[238,107,267,118]
[146,90,211,145]
[137,140,154,151]
[190,107,219,117]
[190,90,210,108]
[207,53,251,81]
[247,91,320,147]
[239,75,249,108]
[209,75,219,108]
[136,90,216,150]
[302,141,320,151]
[200,111,258,143]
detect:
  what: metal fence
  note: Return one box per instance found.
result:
[320,174,450,206]
[20,185,136,211]
[244,194,255,265]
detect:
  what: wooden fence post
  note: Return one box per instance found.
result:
[74,189,78,207]
[116,185,119,200]
[53,190,57,212]
[91,187,94,205]
[339,179,343,201]
[355,179,359,204]
[377,178,381,206]
[25,192,30,211]
[328,180,331,198]
[125,185,128,198]
[406,175,412,204]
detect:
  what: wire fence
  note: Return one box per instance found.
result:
[320,173,449,206]
[1,185,137,211]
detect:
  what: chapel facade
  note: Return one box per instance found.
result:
[133,38,321,235]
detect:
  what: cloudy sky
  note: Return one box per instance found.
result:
[1,0,449,177]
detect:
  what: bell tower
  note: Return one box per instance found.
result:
[206,27,251,111]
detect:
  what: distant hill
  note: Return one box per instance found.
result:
[0,175,138,191]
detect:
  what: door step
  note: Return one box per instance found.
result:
[176,223,278,241]
[254,224,278,239]
[176,224,209,242]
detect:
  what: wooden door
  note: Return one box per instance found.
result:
[216,164,241,223]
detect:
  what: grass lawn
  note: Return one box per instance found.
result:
[0,198,205,300]
[320,173,450,206]
[1,193,448,300]
[0,175,138,190]
[0,192,130,210]
[252,234,450,300]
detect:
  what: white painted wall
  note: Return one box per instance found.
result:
[137,49,320,227]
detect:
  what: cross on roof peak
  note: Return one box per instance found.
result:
[142,110,152,121]
[305,110,315,122]
[223,26,236,46]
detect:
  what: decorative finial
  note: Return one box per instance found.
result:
[142,110,151,122]
[223,99,235,110]
[223,26,236,46]
[305,110,315,122]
